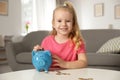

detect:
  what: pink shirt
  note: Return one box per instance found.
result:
[41,35,86,62]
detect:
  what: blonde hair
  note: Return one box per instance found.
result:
[51,1,84,50]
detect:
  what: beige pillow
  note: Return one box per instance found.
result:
[97,36,120,53]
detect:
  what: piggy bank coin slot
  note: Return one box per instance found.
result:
[37,48,44,51]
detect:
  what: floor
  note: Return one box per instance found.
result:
[0,60,12,74]
[0,49,12,74]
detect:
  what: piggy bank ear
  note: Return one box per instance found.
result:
[32,50,36,57]
[45,50,51,56]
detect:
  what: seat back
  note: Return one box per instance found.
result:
[81,29,120,52]
[22,31,50,51]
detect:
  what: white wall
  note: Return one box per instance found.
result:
[0,0,21,36]
[70,0,120,29]
[0,0,120,36]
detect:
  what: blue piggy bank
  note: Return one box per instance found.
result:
[32,50,52,72]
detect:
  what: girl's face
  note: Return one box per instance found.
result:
[53,9,73,37]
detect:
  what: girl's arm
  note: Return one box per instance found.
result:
[52,53,88,69]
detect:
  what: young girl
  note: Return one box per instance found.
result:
[33,1,87,69]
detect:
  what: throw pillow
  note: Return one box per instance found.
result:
[96,36,120,54]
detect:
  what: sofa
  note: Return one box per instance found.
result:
[5,29,120,71]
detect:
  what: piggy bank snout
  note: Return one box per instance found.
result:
[35,56,46,66]
[38,59,46,66]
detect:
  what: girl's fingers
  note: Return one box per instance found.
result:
[53,59,59,63]
[52,55,60,59]
[52,63,59,66]
[33,45,42,51]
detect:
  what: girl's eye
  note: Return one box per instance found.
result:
[57,20,61,22]
[66,20,71,22]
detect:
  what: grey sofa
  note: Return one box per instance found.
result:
[6,29,120,71]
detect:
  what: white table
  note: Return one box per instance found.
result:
[0,68,120,80]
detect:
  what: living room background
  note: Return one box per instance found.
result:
[0,0,120,36]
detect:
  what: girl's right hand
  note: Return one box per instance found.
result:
[33,45,42,51]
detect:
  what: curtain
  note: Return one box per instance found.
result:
[35,0,56,30]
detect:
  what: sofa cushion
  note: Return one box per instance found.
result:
[16,52,32,63]
[87,53,120,66]
[97,36,120,53]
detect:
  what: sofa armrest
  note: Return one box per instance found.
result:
[5,39,27,67]
[5,41,17,67]
[86,53,120,66]
[11,35,24,42]
[6,40,24,56]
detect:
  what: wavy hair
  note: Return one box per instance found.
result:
[51,1,84,50]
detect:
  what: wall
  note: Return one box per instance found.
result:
[0,0,120,36]
[70,0,120,29]
[0,0,21,36]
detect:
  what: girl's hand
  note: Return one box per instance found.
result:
[33,45,43,51]
[52,55,67,68]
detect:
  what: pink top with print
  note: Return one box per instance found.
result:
[41,35,86,61]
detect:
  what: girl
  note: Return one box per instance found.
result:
[34,1,87,69]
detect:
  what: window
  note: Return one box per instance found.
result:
[21,0,33,34]
[21,0,56,34]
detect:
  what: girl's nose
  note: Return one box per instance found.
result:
[62,21,66,26]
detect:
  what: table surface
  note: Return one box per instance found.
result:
[0,68,120,80]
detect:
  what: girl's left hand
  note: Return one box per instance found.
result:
[52,55,67,68]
